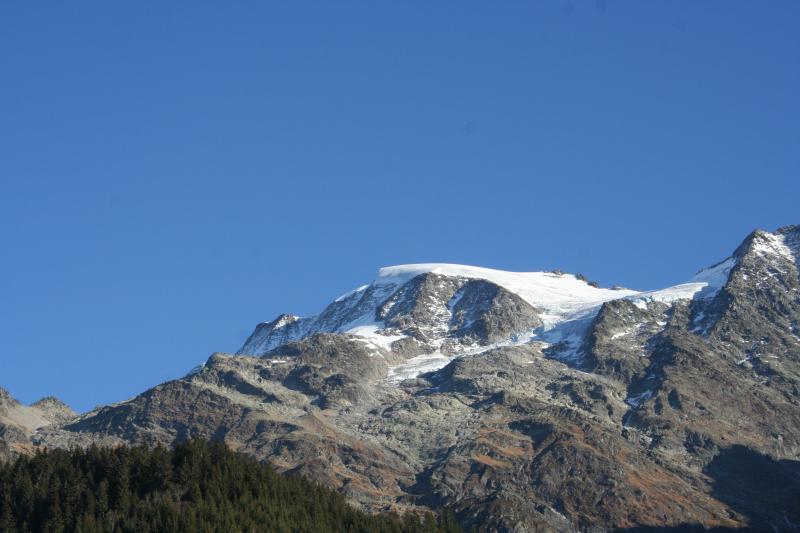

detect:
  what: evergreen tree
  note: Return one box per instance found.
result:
[0,441,462,533]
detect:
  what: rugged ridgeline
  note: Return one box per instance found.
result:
[5,226,800,531]
[0,388,74,460]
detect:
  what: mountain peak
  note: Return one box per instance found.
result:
[31,396,71,411]
[734,227,798,263]
[8,225,800,531]
[268,313,300,328]
[375,263,638,316]
[239,227,798,378]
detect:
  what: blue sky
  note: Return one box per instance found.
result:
[1,1,798,412]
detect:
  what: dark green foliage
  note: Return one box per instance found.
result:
[0,441,460,533]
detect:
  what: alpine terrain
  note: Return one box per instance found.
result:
[3,225,800,531]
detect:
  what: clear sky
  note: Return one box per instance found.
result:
[1,1,798,412]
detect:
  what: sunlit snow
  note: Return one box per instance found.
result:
[243,250,747,382]
[388,352,451,383]
[377,263,640,328]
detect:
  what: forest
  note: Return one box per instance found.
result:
[0,440,461,533]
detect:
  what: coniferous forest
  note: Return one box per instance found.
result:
[0,440,461,533]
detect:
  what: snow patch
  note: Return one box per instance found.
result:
[273,315,299,329]
[335,306,409,351]
[691,311,706,334]
[335,285,369,302]
[611,328,634,340]
[626,389,653,408]
[348,324,406,355]
[690,257,737,299]
[386,330,541,382]
[387,352,452,383]
[752,232,794,261]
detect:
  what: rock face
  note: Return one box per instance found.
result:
[236,267,620,360]
[0,388,77,460]
[7,226,800,531]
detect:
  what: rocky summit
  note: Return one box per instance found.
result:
[4,226,800,531]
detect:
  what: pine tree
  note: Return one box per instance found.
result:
[0,440,461,532]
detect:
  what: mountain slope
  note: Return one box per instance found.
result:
[236,259,722,382]
[0,439,460,533]
[6,225,800,532]
[0,388,75,460]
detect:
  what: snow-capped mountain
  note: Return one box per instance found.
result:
[238,265,635,355]
[6,225,800,532]
[237,243,743,381]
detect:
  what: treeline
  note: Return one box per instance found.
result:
[0,440,460,533]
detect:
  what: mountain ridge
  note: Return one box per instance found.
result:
[3,225,800,532]
[236,241,748,383]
